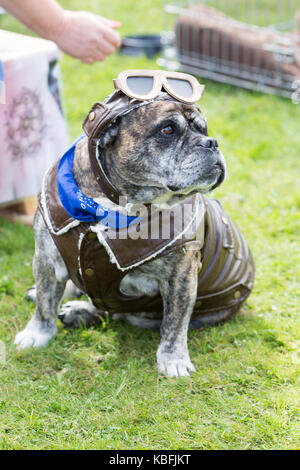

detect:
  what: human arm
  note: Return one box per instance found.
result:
[0,0,121,63]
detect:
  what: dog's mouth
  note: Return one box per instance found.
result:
[167,164,225,195]
[209,165,225,190]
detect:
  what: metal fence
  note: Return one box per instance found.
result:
[159,0,300,97]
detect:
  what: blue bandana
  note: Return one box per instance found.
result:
[56,136,142,229]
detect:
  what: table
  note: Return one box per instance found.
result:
[0,30,69,206]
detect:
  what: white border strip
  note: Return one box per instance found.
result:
[40,166,80,235]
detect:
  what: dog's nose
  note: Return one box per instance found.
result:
[199,137,218,149]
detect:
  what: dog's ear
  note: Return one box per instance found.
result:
[97,122,120,149]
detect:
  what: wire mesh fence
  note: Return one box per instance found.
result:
[159,0,300,97]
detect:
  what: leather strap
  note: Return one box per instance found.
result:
[88,136,121,204]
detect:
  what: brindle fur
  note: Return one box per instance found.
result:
[15,97,234,377]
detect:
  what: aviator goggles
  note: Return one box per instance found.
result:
[113,69,204,104]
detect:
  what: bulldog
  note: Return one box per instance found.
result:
[14,88,255,377]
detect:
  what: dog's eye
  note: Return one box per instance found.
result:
[161,125,174,135]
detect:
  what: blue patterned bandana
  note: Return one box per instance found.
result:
[56,136,142,229]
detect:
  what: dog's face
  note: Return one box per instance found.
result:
[98,96,226,204]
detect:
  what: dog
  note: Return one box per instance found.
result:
[14,92,254,377]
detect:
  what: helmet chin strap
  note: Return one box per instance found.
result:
[88,137,122,205]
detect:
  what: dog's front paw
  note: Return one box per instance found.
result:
[157,349,196,377]
[58,301,100,328]
[14,317,56,350]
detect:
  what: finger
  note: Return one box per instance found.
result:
[98,16,121,29]
[94,15,122,28]
[111,21,122,29]
[101,26,121,48]
[82,56,96,65]
[93,50,106,62]
[105,20,121,29]
[82,53,105,64]
[97,38,116,56]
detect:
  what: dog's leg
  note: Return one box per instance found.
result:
[15,211,68,349]
[156,247,200,377]
[25,280,83,303]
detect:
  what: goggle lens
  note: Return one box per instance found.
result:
[166,78,194,98]
[126,76,154,95]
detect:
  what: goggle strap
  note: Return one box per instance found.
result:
[113,78,120,90]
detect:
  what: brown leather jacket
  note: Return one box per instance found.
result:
[38,159,255,319]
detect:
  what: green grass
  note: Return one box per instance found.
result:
[0,0,299,450]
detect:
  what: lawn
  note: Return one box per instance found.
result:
[0,0,299,450]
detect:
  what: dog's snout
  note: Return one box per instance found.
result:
[199,137,218,149]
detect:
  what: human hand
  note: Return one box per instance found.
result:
[54,10,121,64]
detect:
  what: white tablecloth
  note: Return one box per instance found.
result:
[0,30,69,205]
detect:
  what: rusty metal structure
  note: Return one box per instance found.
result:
[159,0,300,97]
